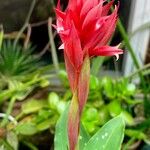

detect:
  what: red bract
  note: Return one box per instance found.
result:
[54,0,123,150]
[55,0,123,90]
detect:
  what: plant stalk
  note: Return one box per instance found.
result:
[0,97,16,127]
[13,0,36,47]
[117,19,149,116]
[48,17,60,73]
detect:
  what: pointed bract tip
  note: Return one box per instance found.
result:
[57,0,61,9]
[59,44,65,50]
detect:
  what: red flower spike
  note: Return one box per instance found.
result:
[80,0,99,19]
[78,54,90,114]
[67,54,90,150]
[64,52,78,92]
[102,0,114,16]
[89,45,123,59]
[54,0,123,150]
[64,22,83,69]
[68,91,80,150]
[82,2,103,29]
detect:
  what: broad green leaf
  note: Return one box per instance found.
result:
[22,99,47,115]
[84,116,125,150]
[79,124,90,150]
[15,122,37,135]
[54,103,91,150]
[54,104,69,150]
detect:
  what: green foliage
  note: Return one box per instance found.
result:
[12,92,67,141]
[54,104,125,150]
[84,116,125,150]
[125,129,147,140]
[91,57,105,76]
[54,103,90,150]
[6,132,18,150]
[48,92,60,110]
[1,2,150,149]
[79,125,90,150]
[0,65,52,104]
[0,41,41,77]
[21,99,47,115]
[15,122,38,136]
[54,103,69,150]
[0,69,144,149]
[0,131,18,150]
[82,108,100,133]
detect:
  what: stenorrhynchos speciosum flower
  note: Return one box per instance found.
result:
[54,0,123,149]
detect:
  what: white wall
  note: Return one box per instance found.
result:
[123,0,150,76]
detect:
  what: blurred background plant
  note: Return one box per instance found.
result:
[0,0,150,150]
[0,41,40,77]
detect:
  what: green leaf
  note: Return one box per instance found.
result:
[126,83,136,95]
[0,139,14,150]
[0,41,41,77]
[22,99,46,115]
[56,101,67,114]
[48,92,60,109]
[91,57,105,76]
[121,111,134,126]
[90,75,99,90]
[107,101,122,117]
[22,141,38,150]
[125,129,147,140]
[58,70,69,87]
[79,124,90,150]
[98,107,110,125]
[54,103,91,150]
[84,116,125,150]
[15,122,37,135]
[36,119,52,131]
[54,104,69,150]
[102,77,115,99]
[6,131,18,150]
[83,108,99,122]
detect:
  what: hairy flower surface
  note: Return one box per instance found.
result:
[54,0,123,150]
